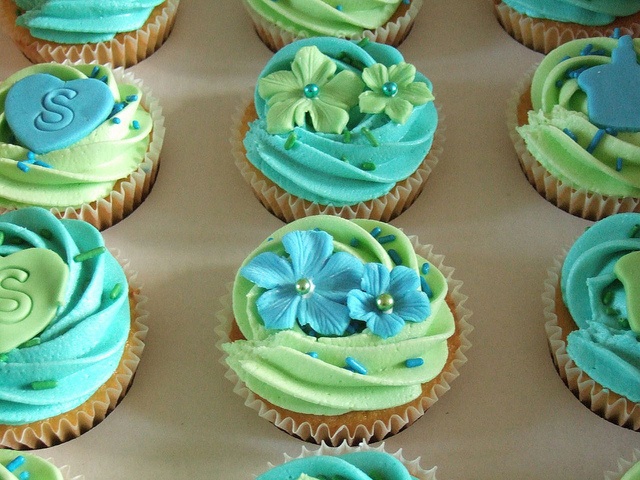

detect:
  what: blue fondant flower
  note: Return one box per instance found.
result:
[240,230,364,336]
[347,263,430,339]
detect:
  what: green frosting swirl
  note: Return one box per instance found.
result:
[0,63,152,209]
[223,216,454,415]
[517,37,640,197]
[622,461,640,480]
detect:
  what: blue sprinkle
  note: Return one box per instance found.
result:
[560,55,571,63]
[112,117,121,124]
[336,4,342,10]
[132,120,140,130]
[567,66,588,78]
[586,129,605,153]
[402,0,410,4]
[27,151,35,160]
[563,128,578,142]
[405,358,424,368]
[616,157,623,172]
[307,351,318,358]
[111,102,125,114]
[591,49,606,56]
[421,262,430,275]
[612,27,621,39]
[126,94,138,102]
[580,44,593,56]
[7,456,26,472]
[90,66,100,78]
[388,249,402,265]
[377,234,396,244]
[100,75,108,83]
[17,161,29,172]
[19,472,29,480]
[605,127,618,136]
[370,227,382,238]
[33,160,52,169]
[266,237,273,242]
[421,276,433,298]
[350,238,360,247]
[345,356,367,375]
[555,79,564,88]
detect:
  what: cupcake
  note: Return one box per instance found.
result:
[493,0,640,54]
[543,213,640,430]
[0,207,148,449]
[217,215,472,445]
[509,35,640,220]
[0,0,179,67]
[0,62,164,231]
[606,450,640,480]
[233,37,442,222]
[0,450,83,479]
[242,0,423,52]
[257,442,436,480]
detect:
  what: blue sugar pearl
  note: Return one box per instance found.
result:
[382,81,398,97]
[303,83,320,98]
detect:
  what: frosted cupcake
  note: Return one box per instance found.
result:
[242,0,423,52]
[218,215,472,445]
[0,450,83,479]
[0,207,147,449]
[0,0,179,67]
[509,35,640,220]
[233,37,442,222]
[0,63,164,230]
[493,0,640,53]
[543,213,640,430]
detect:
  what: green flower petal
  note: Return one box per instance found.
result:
[362,63,389,91]
[258,70,301,100]
[397,81,434,106]
[291,46,336,86]
[385,97,414,124]
[359,90,388,115]
[320,70,365,109]
[266,97,309,134]
[388,62,416,87]
[309,99,350,134]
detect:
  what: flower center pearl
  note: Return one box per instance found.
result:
[376,293,394,312]
[382,81,398,97]
[303,83,320,99]
[295,278,314,296]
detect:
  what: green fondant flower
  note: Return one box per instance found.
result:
[359,62,434,124]
[258,46,364,134]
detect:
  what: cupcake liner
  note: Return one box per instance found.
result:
[242,0,423,51]
[0,252,149,450]
[542,255,640,431]
[507,69,640,220]
[605,449,640,480]
[492,0,640,54]
[231,98,443,223]
[216,237,473,446]
[0,0,179,67]
[0,63,165,231]
[262,441,437,480]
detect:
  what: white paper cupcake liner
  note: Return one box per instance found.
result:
[231,98,443,223]
[507,69,640,220]
[0,0,179,67]
[0,63,165,231]
[542,255,640,431]
[605,449,640,480]
[242,0,423,51]
[0,252,149,450]
[216,237,473,446]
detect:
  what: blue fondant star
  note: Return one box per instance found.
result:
[578,35,640,132]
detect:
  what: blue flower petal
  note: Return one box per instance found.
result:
[241,252,294,289]
[282,230,334,279]
[388,265,420,296]
[393,288,431,323]
[361,263,390,296]
[298,293,352,336]
[366,311,406,339]
[256,285,300,330]
[346,289,378,322]
[314,251,364,302]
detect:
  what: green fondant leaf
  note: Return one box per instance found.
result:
[385,97,414,125]
[397,81,434,106]
[309,100,350,134]
[359,90,388,115]
[362,63,389,91]
[291,46,336,86]
[258,70,300,100]
[265,97,308,134]
[321,70,364,110]
[389,62,417,87]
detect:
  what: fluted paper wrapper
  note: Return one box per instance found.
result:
[0,64,164,231]
[0,253,149,450]
[507,70,640,221]
[242,0,422,52]
[492,0,640,54]
[232,99,443,223]
[0,0,179,67]
[216,238,473,446]
[605,449,640,480]
[260,441,437,480]
[543,255,640,431]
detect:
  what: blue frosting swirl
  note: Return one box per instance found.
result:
[502,0,640,26]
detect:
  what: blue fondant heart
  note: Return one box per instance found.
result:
[4,73,115,154]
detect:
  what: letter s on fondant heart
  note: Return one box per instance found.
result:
[0,249,69,353]
[5,73,115,154]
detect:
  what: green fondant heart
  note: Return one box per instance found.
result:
[614,250,640,334]
[0,249,68,353]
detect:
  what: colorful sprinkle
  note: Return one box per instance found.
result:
[388,248,402,265]
[17,161,30,172]
[370,227,382,238]
[112,117,121,124]
[421,262,430,275]
[132,120,140,130]
[420,276,433,298]
[90,66,100,78]
[6,456,25,472]
[20,338,40,348]
[563,128,578,142]
[555,80,564,88]
[39,229,52,240]
[580,44,593,56]
[586,129,605,153]
[350,237,360,247]
[100,75,108,83]
[109,283,123,300]
[356,37,370,48]
[307,351,319,358]
[34,160,53,169]
[377,234,396,244]
[126,94,139,102]
[74,246,106,262]
[343,129,351,143]
[336,4,342,10]
[0,353,8,362]
[30,380,57,390]
[361,127,379,147]
[601,288,614,306]
[405,357,424,368]
[630,224,640,238]
[19,472,29,480]
[360,161,376,171]
[605,127,618,136]
[341,154,349,162]
[606,307,620,316]
[284,132,297,150]
[619,317,630,329]
[345,356,367,375]
[567,66,588,78]
[616,157,623,171]
[612,27,621,39]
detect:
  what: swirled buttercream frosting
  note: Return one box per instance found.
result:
[0,450,63,480]
[244,37,437,207]
[517,35,640,198]
[223,215,454,415]
[501,0,640,26]
[0,207,130,425]
[561,213,640,402]
[0,63,153,209]
[243,0,402,37]
[14,0,166,44]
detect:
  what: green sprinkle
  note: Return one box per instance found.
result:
[343,129,351,143]
[631,224,640,238]
[74,246,106,262]
[606,307,620,316]
[618,317,630,328]
[39,229,53,240]
[360,161,376,171]
[601,289,614,306]
[0,231,4,245]
[0,353,8,362]
[30,380,57,390]
[19,338,40,348]
[341,154,349,162]
[356,37,370,47]
[109,283,123,300]
[361,127,379,147]
[284,132,297,150]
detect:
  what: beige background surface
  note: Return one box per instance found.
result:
[0,1,638,478]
